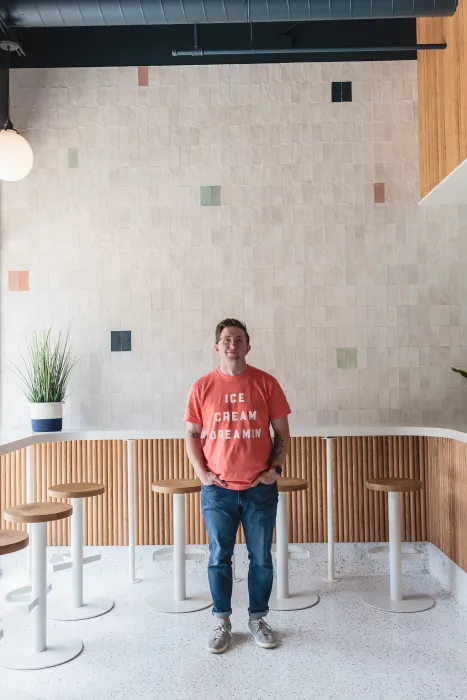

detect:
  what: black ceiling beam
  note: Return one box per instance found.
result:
[6,19,417,68]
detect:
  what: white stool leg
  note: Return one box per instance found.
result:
[388,491,402,602]
[26,446,34,584]
[173,493,186,602]
[232,546,242,583]
[71,498,84,609]
[0,522,83,670]
[362,490,434,614]
[47,499,114,621]
[146,492,211,614]
[32,522,46,653]
[127,439,141,583]
[323,437,340,582]
[276,493,289,600]
[269,493,319,611]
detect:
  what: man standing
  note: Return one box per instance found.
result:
[185,319,291,653]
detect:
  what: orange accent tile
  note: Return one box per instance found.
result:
[8,271,19,291]
[17,271,29,291]
[374,183,385,204]
[138,66,149,87]
[8,271,29,291]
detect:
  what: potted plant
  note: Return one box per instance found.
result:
[10,329,78,432]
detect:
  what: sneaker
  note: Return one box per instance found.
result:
[206,620,232,654]
[248,617,277,649]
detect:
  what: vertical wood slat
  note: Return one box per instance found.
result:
[417,8,467,198]
[3,436,467,573]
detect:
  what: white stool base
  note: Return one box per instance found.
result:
[146,584,211,613]
[0,632,83,670]
[1,686,39,699]
[361,590,434,613]
[47,596,114,621]
[269,591,319,611]
[322,576,340,583]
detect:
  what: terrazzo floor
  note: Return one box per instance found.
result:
[1,560,466,700]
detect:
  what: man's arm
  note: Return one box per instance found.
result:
[267,416,290,470]
[185,422,226,487]
[252,415,290,486]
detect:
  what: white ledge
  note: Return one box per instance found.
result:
[1,424,467,456]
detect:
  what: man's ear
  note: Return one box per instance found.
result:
[214,344,220,354]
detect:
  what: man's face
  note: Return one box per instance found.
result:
[215,326,250,362]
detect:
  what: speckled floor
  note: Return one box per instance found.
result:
[1,554,467,700]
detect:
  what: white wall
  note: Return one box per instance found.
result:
[1,61,467,431]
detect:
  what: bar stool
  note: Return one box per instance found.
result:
[47,482,114,621]
[0,504,83,669]
[146,479,211,613]
[362,478,434,613]
[269,478,320,611]
[0,531,39,699]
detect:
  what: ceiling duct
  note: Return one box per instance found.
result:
[1,0,459,28]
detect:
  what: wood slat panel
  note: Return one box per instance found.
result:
[426,438,467,572]
[1,436,431,550]
[417,6,467,198]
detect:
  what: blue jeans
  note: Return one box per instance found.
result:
[201,482,278,619]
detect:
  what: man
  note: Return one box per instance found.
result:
[185,318,291,654]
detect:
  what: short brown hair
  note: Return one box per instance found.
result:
[215,319,250,345]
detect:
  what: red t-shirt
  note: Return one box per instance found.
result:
[184,365,291,490]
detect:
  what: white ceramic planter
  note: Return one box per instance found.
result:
[30,402,63,433]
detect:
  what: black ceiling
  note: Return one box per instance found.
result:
[4,19,419,68]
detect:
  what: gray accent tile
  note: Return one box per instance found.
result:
[111,331,131,352]
[200,185,221,207]
[347,348,357,369]
[337,348,358,369]
[68,147,79,168]
[337,348,347,369]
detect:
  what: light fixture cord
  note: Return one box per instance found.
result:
[3,43,12,130]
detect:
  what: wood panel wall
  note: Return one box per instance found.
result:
[417,5,467,198]
[1,436,428,549]
[426,438,467,573]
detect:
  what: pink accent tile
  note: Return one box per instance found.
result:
[374,183,385,204]
[138,66,149,87]
[8,271,29,291]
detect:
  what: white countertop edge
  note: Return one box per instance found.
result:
[1,425,467,456]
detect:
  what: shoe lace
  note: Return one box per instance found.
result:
[213,623,231,640]
[251,618,271,635]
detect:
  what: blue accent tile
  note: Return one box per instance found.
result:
[111,331,131,352]
[331,82,342,103]
[121,330,132,352]
[342,81,352,102]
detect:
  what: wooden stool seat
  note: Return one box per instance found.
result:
[48,483,105,499]
[0,530,29,556]
[152,479,201,495]
[366,478,422,493]
[277,477,308,493]
[4,503,73,524]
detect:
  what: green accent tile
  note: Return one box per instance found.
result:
[68,147,79,168]
[336,348,347,369]
[347,347,357,369]
[337,348,358,369]
[200,185,221,207]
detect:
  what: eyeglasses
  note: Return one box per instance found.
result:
[220,338,246,346]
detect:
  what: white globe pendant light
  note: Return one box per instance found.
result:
[0,37,33,182]
[0,122,33,181]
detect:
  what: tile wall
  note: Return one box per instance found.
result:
[1,61,467,430]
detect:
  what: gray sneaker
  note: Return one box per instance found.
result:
[248,617,277,649]
[206,620,232,654]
